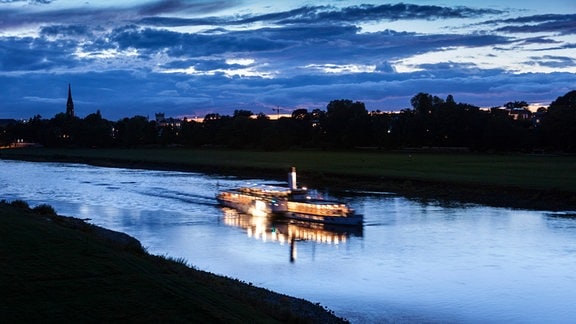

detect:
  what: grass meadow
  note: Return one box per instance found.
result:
[0,200,341,322]
[2,147,576,192]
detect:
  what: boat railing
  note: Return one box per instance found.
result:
[238,187,291,198]
[286,201,351,217]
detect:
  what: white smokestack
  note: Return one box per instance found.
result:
[288,167,297,190]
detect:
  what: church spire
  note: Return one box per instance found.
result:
[66,83,75,117]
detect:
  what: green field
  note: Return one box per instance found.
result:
[2,147,576,193]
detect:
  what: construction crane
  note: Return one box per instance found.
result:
[272,106,294,119]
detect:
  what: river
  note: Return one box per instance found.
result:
[2,159,576,323]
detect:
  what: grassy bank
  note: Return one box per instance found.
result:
[2,147,576,209]
[0,200,344,323]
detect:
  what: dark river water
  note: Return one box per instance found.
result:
[2,159,576,323]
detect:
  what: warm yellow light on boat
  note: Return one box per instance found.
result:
[249,200,269,217]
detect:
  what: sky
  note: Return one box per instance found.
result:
[1,0,575,120]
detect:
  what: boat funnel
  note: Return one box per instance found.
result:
[288,167,297,190]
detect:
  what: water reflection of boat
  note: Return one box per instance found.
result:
[217,167,363,225]
[220,207,363,262]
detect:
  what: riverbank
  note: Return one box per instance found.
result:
[1,147,576,211]
[0,200,345,323]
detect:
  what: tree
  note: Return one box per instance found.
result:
[482,108,516,151]
[178,120,203,146]
[200,113,226,146]
[291,109,309,121]
[115,116,156,147]
[233,110,253,118]
[408,93,445,146]
[77,110,113,147]
[308,109,327,147]
[504,101,528,109]
[541,90,576,151]
[369,112,394,149]
[325,99,370,148]
[40,113,80,147]
[410,92,444,115]
[229,110,257,148]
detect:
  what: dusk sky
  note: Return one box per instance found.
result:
[1,0,575,120]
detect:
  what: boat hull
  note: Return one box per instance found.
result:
[216,195,271,217]
[282,211,363,226]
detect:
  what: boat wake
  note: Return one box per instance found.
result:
[141,188,218,206]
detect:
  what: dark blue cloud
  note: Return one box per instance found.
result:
[0,1,574,120]
[137,0,235,16]
[0,0,236,30]
[40,24,92,38]
[160,59,243,71]
[0,7,112,30]
[139,16,226,27]
[528,55,576,68]
[112,27,183,51]
[2,66,576,120]
[517,36,561,46]
[236,28,511,67]
[489,14,576,35]
[276,3,502,24]
[140,3,503,28]
[110,25,298,58]
[0,36,77,71]
[112,22,509,70]
[0,0,52,3]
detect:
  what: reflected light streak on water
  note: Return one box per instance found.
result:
[2,159,576,323]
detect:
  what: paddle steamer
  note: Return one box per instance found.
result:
[217,167,362,225]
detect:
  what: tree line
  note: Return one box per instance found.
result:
[2,90,575,152]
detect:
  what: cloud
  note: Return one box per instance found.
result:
[0,0,236,31]
[0,7,116,30]
[40,24,93,38]
[136,0,234,16]
[112,26,183,51]
[140,3,503,28]
[2,65,576,120]
[487,14,576,35]
[0,36,79,72]
[517,36,561,46]
[0,0,52,3]
[0,1,574,120]
[275,3,502,24]
[161,59,225,70]
[23,96,61,104]
[528,55,576,68]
